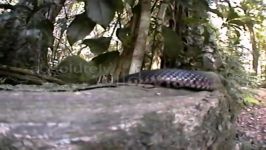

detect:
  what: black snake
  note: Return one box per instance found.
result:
[120,69,223,91]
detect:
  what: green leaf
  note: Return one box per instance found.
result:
[209,8,224,18]
[114,0,124,12]
[56,55,99,83]
[228,19,246,27]
[67,13,96,46]
[162,27,184,58]
[90,51,120,74]
[116,27,132,46]
[227,8,240,21]
[91,51,119,65]
[233,29,241,45]
[84,0,123,27]
[83,37,111,55]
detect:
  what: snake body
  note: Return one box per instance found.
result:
[120,69,223,91]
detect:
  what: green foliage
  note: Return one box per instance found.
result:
[91,51,119,64]
[56,51,120,83]
[161,27,183,58]
[197,0,266,105]
[90,51,120,75]
[1,0,264,90]
[116,27,132,48]
[82,37,111,55]
[219,46,256,86]
[56,56,98,83]
[243,94,260,105]
[67,13,96,45]
[60,0,126,82]
[84,0,123,27]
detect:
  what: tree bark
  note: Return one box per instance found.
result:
[113,5,141,79]
[129,0,151,74]
[247,25,259,74]
[150,2,168,70]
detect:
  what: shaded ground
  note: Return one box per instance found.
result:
[236,88,266,149]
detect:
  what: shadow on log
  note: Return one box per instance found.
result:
[0,86,237,150]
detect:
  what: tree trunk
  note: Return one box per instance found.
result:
[247,25,259,74]
[150,2,168,70]
[129,0,151,74]
[113,4,141,79]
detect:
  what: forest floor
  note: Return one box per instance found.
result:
[236,88,266,149]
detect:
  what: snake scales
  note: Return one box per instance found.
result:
[120,69,223,91]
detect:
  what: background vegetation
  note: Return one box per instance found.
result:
[0,0,265,96]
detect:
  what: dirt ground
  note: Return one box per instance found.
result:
[236,88,266,149]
